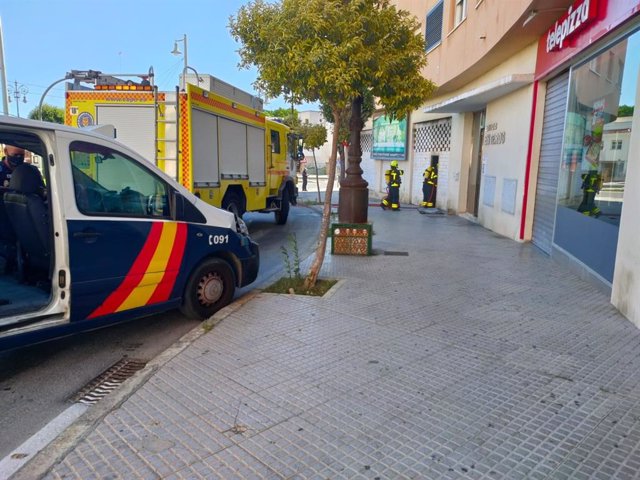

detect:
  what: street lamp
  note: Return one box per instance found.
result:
[171,34,189,90]
[8,80,28,117]
[171,34,202,90]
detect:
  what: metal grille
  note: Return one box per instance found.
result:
[425,1,444,51]
[74,358,147,405]
[361,132,373,152]
[414,118,451,152]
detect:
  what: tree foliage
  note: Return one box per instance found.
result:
[618,105,634,117]
[299,121,327,151]
[265,107,299,122]
[230,0,435,118]
[28,103,64,124]
[230,0,436,287]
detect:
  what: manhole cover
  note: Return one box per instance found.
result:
[383,251,409,256]
[73,358,146,405]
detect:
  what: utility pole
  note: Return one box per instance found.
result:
[8,80,28,117]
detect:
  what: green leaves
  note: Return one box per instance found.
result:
[229,0,436,115]
[28,103,64,124]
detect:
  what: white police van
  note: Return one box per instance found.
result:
[0,116,259,350]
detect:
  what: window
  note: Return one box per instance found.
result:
[70,142,170,218]
[611,140,623,150]
[454,0,467,26]
[270,130,281,154]
[425,1,444,51]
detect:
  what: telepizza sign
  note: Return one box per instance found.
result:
[536,0,640,80]
[546,0,598,52]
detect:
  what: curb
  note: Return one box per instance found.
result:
[10,291,260,480]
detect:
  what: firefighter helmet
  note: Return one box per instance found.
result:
[390,160,398,168]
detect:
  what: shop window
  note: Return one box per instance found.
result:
[425,1,443,52]
[553,29,639,281]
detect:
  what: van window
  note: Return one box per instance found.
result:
[70,142,170,218]
[270,130,281,154]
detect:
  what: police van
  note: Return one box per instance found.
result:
[0,115,259,351]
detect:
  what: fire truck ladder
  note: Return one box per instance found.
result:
[155,87,180,182]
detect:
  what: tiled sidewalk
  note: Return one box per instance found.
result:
[20,208,640,479]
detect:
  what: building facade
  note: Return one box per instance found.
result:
[377,0,640,326]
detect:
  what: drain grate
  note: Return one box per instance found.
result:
[74,358,146,405]
[383,251,409,256]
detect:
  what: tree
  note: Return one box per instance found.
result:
[299,121,328,203]
[230,0,435,288]
[321,93,375,185]
[28,104,64,124]
[618,105,634,117]
[264,107,299,123]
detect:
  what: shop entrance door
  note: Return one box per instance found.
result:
[467,110,485,216]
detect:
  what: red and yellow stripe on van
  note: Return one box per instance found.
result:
[89,222,187,318]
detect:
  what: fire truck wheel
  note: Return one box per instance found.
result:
[275,190,290,225]
[222,192,245,218]
[180,258,236,320]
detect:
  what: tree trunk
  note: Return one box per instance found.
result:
[312,149,321,203]
[304,108,340,289]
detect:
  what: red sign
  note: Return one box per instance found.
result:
[546,0,599,52]
[535,0,640,80]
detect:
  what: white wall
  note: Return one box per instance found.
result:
[611,76,640,327]
[299,110,333,169]
[477,85,533,240]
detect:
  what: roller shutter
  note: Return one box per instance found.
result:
[96,105,156,164]
[531,72,569,254]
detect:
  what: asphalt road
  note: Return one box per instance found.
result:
[0,203,321,460]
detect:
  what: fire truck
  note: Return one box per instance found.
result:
[64,70,297,224]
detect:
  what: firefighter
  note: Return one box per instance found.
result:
[578,170,602,217]
[381,160,403,211]
[421,164,438,208]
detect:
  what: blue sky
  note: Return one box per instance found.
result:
[1,0,315,118]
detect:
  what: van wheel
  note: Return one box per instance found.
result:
[180,258,235,320]
[222,191,245,218]
[275,190,290,225]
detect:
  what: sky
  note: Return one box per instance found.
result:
[0,0,316,118]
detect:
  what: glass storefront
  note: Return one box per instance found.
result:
[554,29,639,282]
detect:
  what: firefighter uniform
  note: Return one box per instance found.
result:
[381,161,403,210]
[578,170,602,217]
[421,166,438,208]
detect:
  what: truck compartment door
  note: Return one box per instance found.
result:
[219,118,248,179]
[247,126,266,186]
[191,108,220,187]
[97,105,156,164]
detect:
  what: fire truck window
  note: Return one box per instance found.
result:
[70,141,170,218]
[270,130,281,154]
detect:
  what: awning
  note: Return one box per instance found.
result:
[423,74,534,113]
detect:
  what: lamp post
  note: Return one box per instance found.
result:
[8,80,27,117]
[171,34,188,90]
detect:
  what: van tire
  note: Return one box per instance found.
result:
[180,258,235,320]
[275,190,290,225]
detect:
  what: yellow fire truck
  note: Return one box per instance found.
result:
[64,70,297,224]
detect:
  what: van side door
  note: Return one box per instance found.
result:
[66,141,186,322]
